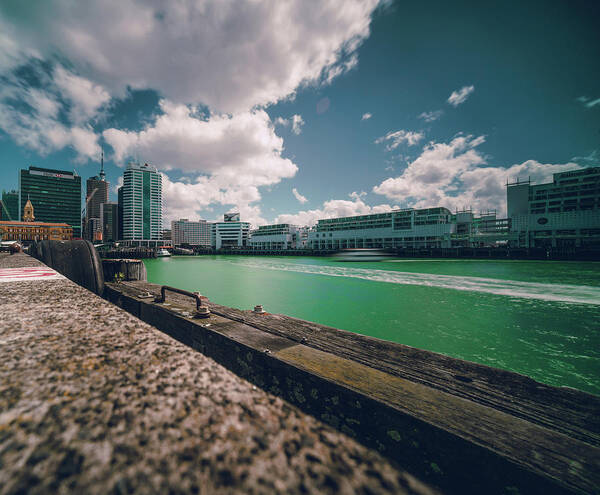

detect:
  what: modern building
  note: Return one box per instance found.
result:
[249,224,305,250]
[308,208,456,250]
[100,202,119,243]
[85,157,109,241]
[171,219,211,246]
[211,213,250,249]
[1,190,19,221]
[507,166,600,248]
[121,162,162,241]
[19,166,82,237]
[0,199,73,242]
[307,207,510,250]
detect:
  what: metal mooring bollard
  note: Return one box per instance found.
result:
[253,304,266,314]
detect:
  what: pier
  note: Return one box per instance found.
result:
[2,242,599,494]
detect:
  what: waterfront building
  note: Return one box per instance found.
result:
[0,199,73,242]
[249,224,304,250]
[19,166,82,237]
[172,219,211,246]
[1,190,19,221]
[211,213,250,249]
[309,208,455,250]
[161,229,172,241]
[507,166,600,248]
[307,207,510,250]
[100,202,119,243]
[121,162,162,241]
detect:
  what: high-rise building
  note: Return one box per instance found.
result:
[211,213,249,249]
[1,190,19,221]
[19,166,82,237]
[85,154,109,241]
[172,219,211,246]
[117,186,124,240]
[121,162,162,240]
[100,202,119,243]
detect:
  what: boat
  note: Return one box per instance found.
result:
[156,248,171,257]
[332,248,394,262]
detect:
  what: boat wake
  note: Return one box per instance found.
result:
[222,259,600,305]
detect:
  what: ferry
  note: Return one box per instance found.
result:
[156,247,172,257]
[332,248,394,262]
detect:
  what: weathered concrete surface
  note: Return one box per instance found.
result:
[0,253,437,495]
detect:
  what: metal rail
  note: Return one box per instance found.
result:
[155,285,206,312]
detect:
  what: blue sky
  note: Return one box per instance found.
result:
[0,0,598,226]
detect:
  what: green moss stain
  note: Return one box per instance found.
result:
[387,430,402,442]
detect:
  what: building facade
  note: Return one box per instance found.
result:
[0,200,73,242]
[100,202,119,243]
[507,166,600,248]
[172,219,211,246]
[19,166,82,237]
[211,213,250,249]
[1,190,19,221]
[121,163,162,241]
[249,224,304,250]
[85,165,109,241]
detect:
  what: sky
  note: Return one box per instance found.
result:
[0,0,599,227]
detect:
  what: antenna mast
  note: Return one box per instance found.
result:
[100,147,106,181]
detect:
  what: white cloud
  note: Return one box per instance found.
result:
[447,85,474,107]
[104,99,298,226]
[275,191,394,226]
[0,0,381,113]
[373,134,581,215]
[361,112,372,120]
[418,110,443,122]
[375,130,424,151]
[291,114,304,135]
[54,66,110,123]
[292,187,308,204]
[276,114,305,134]
[0,63,107,161]
[577,96,600,108]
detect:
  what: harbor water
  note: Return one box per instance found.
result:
[144,256,600,395]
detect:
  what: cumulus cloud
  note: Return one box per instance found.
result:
[0,0,381,113]
[447,85,474,107]
[104,100,298,226]
[375,130,424,151]
[418,110,443,122]
[53,66,110,123]
[275,192,394,226]
[373,134,580,215]
[361,112,372,120]
[0,64,102,161]
[292,188,308,204]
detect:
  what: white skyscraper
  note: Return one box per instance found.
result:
[121,162,162,240]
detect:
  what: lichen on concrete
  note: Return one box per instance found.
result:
[0,254,437,495]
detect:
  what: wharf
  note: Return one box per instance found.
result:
[0,253,434,494]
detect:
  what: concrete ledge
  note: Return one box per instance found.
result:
[0,253,436,494]
[104,280,600,495]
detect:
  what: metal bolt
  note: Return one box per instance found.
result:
[254,304,266,314]
[263,348,271,354]
[194,306,211,319]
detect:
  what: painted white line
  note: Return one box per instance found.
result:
[0,267,65,282]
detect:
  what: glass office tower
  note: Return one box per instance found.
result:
[19,166,82,237]
[121,162,162,240]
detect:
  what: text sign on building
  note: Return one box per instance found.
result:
[29,170,74,179]
[0,267,65,282]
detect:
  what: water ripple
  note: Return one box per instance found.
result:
[223,259,600,305]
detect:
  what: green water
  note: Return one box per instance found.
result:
[144,256,600,395]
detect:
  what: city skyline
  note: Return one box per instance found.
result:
[0,1,599,228]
